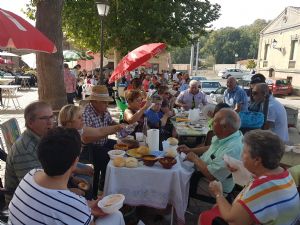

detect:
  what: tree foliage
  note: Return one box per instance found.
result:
[62,0,220,56]
[246,59,257,69]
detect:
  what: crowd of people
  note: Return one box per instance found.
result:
[3,68,300,224]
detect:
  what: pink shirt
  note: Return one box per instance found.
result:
[64,69,76,93]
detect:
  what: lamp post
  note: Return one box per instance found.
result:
[234,53,238,69]
[96,1,110,84]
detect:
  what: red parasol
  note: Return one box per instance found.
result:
[109,43,166,83]
[0,8,57,53]
[0,57,4,64]
[4,59,14,65]
[140,61,152,68]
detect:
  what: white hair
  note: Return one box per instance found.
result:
[202,104,216,119]
[189,80,199,87]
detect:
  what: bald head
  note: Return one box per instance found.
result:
[227,77,237,91]
[254,83,269,96]
[213,108,240,138]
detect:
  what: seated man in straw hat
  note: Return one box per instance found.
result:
[82,85,123,197]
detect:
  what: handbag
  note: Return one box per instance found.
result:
[239,111,264,129]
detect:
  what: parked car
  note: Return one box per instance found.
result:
[199,80,221,94]
[266,78,293,96]
[191,76,207,81]
[209,86,227,103]
[218,68,249,79]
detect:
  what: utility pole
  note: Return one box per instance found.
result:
[195,41,200,75]
[189,44,194,76]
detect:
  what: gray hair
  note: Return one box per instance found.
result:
[219,108,241,131]
[243,130,284,169]
[189,80,199,87]
[24,101,52,128]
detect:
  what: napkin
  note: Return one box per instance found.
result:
[223,154,251,186]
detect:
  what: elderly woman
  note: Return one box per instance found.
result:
[124,90,151,135]
[199,130,300,225]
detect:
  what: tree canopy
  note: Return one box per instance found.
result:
[62,0,221,56]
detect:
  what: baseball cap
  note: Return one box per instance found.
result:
[250,73,266,84]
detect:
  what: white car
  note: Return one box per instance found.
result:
[218,68,249,79]
[209,86,227,103]
[199,80,221,94]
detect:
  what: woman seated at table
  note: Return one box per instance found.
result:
[199,130,300,225]
[144,95,176,142]
[124,90,151,135]
[125,77,147,99]
[58,104,124,197]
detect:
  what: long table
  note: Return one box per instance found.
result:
[104,158,194,224]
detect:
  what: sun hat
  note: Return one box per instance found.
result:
[85,85,114,102]
[250,73,266,84]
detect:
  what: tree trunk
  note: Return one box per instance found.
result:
[36,0,66,111]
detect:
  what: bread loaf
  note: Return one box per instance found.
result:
[113,157,126,167]
[125,157,138,168]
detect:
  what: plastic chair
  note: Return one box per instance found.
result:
[115,98,128,123]
[0,118,21,152]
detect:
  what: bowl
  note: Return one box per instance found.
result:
[113,143,129,151]
[159,157,177,169]
[108,150,126,160]
[117,138,139,149]
[98,194,125,214]
[142,155,158,167]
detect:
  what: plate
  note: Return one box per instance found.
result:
[126,148,142,158]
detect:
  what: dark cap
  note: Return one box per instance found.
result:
[250,73,266,84]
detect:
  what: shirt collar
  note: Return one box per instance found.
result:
[25,128,41,141]
[212,130,242,143]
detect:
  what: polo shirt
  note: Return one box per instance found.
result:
[224,86,248,112]
[200,130,243,193]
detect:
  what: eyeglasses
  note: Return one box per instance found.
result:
[37,115,54,121]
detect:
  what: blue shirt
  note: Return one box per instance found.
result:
[144,109,163,128]
[200,130,243,193]
[224,86,248,112]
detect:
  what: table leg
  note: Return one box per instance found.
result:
[170,206,174,225]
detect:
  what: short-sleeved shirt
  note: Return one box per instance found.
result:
[144,109,163,128]
[200,130,243,193]
[176,89,207,110]
[236,170,300,225]
[5,129,41,203]
[9,169,93,225]
[82,102,114,146]
[267,95,289,143]
[224,86,248,112]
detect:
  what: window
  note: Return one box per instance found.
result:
[289,40,298,60]
[263,44,269,60]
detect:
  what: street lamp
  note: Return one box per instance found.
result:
[234,53,238,69]
[96,1,110,84]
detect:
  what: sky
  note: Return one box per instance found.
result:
[0,0,300,28]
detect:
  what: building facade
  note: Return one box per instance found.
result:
[257,7,300,93]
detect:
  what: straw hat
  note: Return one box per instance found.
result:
[85,85,114,102]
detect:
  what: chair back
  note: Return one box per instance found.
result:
[115,98,128,123]
[0,118,21,152]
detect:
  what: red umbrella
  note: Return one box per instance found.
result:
[0,8,57,53]
[109,43,166,83]
[0,57,4,64]
[140,61,152,68]
[4,59,14,65]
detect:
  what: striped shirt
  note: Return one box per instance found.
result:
[5,129,41,204]
[9,169,93,225]
[237,170,300,225]
[82,103,113,146]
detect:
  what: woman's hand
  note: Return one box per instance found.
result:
[209,180,223,197]
[142,99,152,110]
[88,196,108,218]
[82,166,94,176]
[177,145,190,154]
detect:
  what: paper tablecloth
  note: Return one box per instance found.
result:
[104,158,194,224]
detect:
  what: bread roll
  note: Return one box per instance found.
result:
[167,137,178,146]
[136,146,150,156]
[113,157,126,167]
[165,149,177,158]
[125,157,138,168]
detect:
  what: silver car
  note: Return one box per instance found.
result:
[218,68,249,79]
[199,80,222,94]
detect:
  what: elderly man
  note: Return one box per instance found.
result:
[251,83,289,143]
[82,85,123,197]
[223,77,248,112]
[5,101,54,203]
[178,108,243,198]
[176,80,207,110]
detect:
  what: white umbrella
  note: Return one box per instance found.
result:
[0,51,19,57]
[21,53,36,68]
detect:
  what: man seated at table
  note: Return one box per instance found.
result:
[177,108,243,199]
[175,80,207,110]
[5,101,54,204]
[8,127,125,225]
[223,77,248,112]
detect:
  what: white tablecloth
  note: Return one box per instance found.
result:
[104,158,194,224]
[95,211,125,225]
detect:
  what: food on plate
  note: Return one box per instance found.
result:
[113,157,126,167]
[136,146,150,155]
[167,137,178,146]
[113,143,129,151]
[118,138,139,149]
[176,117,190,122]
[78,182,89,191]
[125,157,138,168]
[165,149,177,158]
[104,194,123,207]
[159,157,177,169]
[142,155,158,167]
